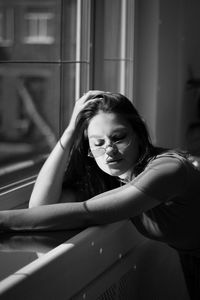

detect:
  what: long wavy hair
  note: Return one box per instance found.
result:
[63,92,160,200]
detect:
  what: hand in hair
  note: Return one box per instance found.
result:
[68,90,104,131]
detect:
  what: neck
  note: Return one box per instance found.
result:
[118,170,135,183]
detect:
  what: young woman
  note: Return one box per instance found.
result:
[1,91,200,298]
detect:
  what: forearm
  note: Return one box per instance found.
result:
[29,128,75,208]
[0,187,127,232]
[1,182,159,233]
[1,203,89,232]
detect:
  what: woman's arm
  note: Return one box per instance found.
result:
[29,90,103,208]
[3,151,185,232]
[29,128,75,208]
[1,183,160,232]
[29,127,78,207]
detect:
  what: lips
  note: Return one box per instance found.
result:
[106,158,122,164]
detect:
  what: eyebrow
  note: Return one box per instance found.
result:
[88,135,103,139]
[88,128,128,139]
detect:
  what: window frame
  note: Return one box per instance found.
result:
[0,0,135,205]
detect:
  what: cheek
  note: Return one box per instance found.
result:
[94,157,111,174]
[126,146,139,163]
[123,143,139,164]
[95,156,106,169]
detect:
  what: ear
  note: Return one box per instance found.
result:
[88,149,94,158]
[84,128,88,139]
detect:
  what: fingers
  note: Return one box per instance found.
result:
[68,90,106,130]
[85,90,105,97]
[78,90,105,103]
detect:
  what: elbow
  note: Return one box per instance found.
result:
[28,191,56,208]
[28,202,37,209]
[28,199,47,209]
[28,197,45,209]
[28,195,40,208]
[28,199,35,209]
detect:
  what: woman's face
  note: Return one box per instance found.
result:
[87,112,139,180]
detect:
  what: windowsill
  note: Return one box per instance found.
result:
[0,220,189,299]
[0,221,147,299]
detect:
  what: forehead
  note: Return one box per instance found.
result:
[87,112,132,137]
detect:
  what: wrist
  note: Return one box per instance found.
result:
[63,127,76,140]
[59,127,75,149]
[59,139,65,150]
[66,122,76,134]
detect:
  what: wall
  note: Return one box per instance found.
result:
[134,0,159,144]
[134,0,200,149]
[185,0,200,76]
[157,0,185,148]
[179,0,200,149]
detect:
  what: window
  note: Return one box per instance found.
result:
[0,7,14,46]
[93,0,135,100]
[0,0,135,193]
[24,11,55,44]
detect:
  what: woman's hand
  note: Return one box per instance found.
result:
[68,90,104,131]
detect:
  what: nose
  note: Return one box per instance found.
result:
[105,144,118,156]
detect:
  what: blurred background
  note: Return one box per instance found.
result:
[0,0,200,191]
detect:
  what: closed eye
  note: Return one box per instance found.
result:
[112,134,127,143]
[93,139,105,147]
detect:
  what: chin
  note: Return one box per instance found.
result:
[96,160,132,178]
[103,166,129,178]
[116,168,133,181]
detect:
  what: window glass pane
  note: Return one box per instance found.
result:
[61,0,91,129]
[0,0,61,62]
[102,60,134,94]
[61,62,90,131]
[103,61,121,92]
[93,0,135,98]
[0,6,14,47]
[0,62,60,188]
[104,0,122,59]
[62,0,77,61]
[61,63,76,129]
[62,0,91,62]
[24,11,55,45]
[0,0,92,190]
